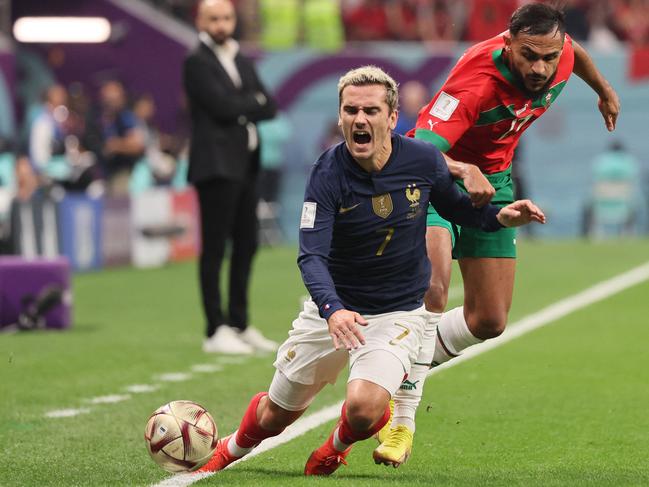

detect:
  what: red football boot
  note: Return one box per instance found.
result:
[196,434,240,473]
[304,434,352,476]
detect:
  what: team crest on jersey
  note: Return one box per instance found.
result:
[372,193,393,219]
[405,184,421,219]
[545,92,553,105]
[405,184,421,207]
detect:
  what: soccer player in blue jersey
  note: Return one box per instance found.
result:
[197,66,545,477]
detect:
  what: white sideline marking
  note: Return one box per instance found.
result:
[436,260,649,370]
[191,364,223,373]
[157,373,192,382]
[86,394,131,405]
[44,408,91,418]
[151,260,649,487]
[125,384,160,393]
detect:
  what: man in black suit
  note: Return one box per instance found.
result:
[184,0,278,354]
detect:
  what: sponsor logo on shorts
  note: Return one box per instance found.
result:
[399,379,420,391]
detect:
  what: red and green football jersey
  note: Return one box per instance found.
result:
[412,32,575,174]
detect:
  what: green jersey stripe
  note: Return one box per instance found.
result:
[414,128,451,152]
[532,80,568,108]
[476,104,516,126]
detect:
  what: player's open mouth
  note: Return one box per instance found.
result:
[353,131,371,144]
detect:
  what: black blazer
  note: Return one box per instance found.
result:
[183,42,277,184]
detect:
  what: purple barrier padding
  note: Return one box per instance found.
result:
[0,256,72,329]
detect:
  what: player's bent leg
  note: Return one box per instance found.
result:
[306,350,401,476]
[374,313,441,466]
[200,371,322,473]
[375,226,452,465]
[459,257,515,339]
[428,257,515,368]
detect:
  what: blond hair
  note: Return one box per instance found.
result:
[337,66,399,113]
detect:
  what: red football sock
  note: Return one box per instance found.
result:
[337,401,391,445]
[234,392,283,449]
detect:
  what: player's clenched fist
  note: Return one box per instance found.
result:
[327,309,368,351]
[496,199,546,227]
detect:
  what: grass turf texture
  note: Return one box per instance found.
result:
[1,240,648,486]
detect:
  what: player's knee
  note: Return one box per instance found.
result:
[467,312,507,340]
[345,398,384,433]
[424,281,448,313]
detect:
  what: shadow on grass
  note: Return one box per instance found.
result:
[212,466,425,481]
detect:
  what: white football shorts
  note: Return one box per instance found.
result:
[269,299,429,411]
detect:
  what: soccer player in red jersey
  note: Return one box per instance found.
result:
[374,3,620,466]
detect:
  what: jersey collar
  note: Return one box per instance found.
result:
[492,48,526,93]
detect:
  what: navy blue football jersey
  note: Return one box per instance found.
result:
[298,134,502,319]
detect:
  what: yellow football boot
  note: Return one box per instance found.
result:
[372,425,414,468]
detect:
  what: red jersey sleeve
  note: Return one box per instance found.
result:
[413,78,483,152]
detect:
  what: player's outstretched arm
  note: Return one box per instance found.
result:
[496,199,546,227]
[327,309,368,351]
[572,40,620,132]
[442,152,495,208]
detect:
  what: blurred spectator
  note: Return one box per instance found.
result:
[303,0,345,50]
[97,80,145,196]
[418,0,466,42]
[27,84,100,193]
[28,84,68,174]
[613,0,649,45]
[465,0,518,42]
[394,80,428,135]
[259,0,300,49]
[343,0,390,41]
[385,0,420,41]
[563,0,591,41]
[583,141,641,237]
[133,94,177,186]
[588,0,622,52]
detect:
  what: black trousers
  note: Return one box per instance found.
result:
[195,177,259,337]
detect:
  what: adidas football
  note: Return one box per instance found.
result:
[144,400,218,473]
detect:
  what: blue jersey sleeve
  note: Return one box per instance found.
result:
[428,151,503,232]
[297,162,345,320]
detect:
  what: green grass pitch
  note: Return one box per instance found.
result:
[1,240,648,486]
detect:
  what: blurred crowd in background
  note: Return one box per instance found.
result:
[148,0,649,48]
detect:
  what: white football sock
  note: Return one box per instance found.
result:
[392,312,442,432]
[432,306,483,366]
[332,426,351,452]
[227,430,255,457]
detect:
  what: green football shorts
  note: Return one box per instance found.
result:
[426,167,517,259]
